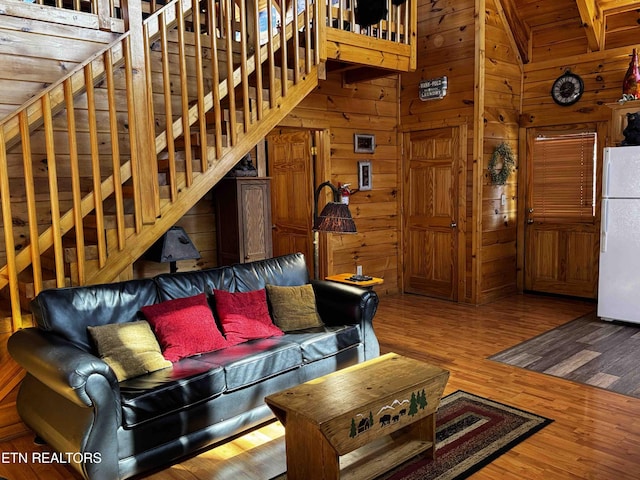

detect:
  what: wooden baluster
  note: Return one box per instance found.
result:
[104,48,126,251]
[239,0,250,131]
[314,0,321,65]
[224,0,237,145]
[159,13,178,201]
[64,78,86,285]
[18,111,43,297]
[292,0,300,83]
[252,0,264,120]
[280,0,288,97]
[177,0,194,185]
[84,62,107,268]
[96,0,112,30]
[304,0,311,74]
[123,36,143,234]
[193,2,209,172]
[267,0,277,108]
[0,127,21,330]
[41,93,66,287]
[209,0,223,157]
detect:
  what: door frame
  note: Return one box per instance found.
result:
[400,122,467,301]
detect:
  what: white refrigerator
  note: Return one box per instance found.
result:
[598,145,640,324]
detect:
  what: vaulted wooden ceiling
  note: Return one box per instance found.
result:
[499,0,640,63]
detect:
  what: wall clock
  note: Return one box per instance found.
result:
[551,71,584,106]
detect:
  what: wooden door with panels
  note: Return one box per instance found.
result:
[523,124,604,299]
[403,127,461,300]
[267,128,314,273]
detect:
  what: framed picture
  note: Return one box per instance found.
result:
[354,134,375,153]
[358,161,372,191]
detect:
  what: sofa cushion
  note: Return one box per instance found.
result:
[154,267,235,302]
[142,293,228,362]
[283,325,362,362]
[232,253,310,292]
[87,320,172,381]
[30,279,160,352]
[119,357,226,428]
[195,338,303,391]
[266,284,323,331]
[213,289,283,345]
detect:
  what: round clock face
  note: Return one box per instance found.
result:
[551,72,584,106]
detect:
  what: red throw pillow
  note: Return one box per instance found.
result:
[213,289,283,345]
[141,293,228,362]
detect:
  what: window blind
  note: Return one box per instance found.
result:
[532,132,596,223]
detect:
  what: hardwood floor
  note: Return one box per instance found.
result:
[3,292,640,479]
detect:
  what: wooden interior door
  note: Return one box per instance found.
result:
[523,126,602,299]
[267,128,314,272]
[403,127,460,300]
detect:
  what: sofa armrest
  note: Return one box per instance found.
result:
[8,327,120,411]
[311,280,380,359]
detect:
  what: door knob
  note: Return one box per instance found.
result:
[527,218,534,224]
[450,222,457,228]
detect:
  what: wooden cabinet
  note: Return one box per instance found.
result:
[608,100,640,146]
[213,177,273,265]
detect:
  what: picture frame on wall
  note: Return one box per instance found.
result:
[358,161,372,191]
[354,133,375,153]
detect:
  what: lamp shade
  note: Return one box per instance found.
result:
[145,226,201,269]
[313,202,357,233]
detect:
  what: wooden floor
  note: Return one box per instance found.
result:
[3,292,640,479]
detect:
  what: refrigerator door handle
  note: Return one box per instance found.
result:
[601,199,608,253]
[603,150,611,198]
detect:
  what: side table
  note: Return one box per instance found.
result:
[325,273,384,289]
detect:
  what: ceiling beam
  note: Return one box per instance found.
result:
[495,0,530,63]
[575,0,604,51]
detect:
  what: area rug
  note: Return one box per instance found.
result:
[272,390,552,480]
[489,311,640,399]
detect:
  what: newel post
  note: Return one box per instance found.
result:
[121,0,161,224]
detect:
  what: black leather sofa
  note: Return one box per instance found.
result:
[8,253,380,480]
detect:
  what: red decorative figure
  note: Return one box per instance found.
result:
[623,48,640,99]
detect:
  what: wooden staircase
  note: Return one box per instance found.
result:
[0,0,322,331]
[0,0,418,334]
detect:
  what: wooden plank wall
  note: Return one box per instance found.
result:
[400,0,476,302]
[0,10,117,120]
[399,0,521,304]
[478,0,521,303]
[282,70,401,295]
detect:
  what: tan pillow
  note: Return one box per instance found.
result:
[88,320,171,382]
[266,284,324,331]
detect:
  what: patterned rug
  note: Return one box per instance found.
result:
[272,390,552,480]
[489,311,640,399]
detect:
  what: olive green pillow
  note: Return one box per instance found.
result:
[266,284,324,331]
[88,320,172,382]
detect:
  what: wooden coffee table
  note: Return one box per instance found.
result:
[264,353,449,480]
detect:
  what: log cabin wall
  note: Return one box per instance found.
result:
[517,4,640,296]
[280,70,402,295]
[400,0,475,303]
[399,0,521,304]
[478,0,521,303]
[0,2,119,120]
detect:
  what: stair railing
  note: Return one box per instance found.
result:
[0,0,320,331]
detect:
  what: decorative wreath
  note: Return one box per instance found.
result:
[488,142,516,185]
